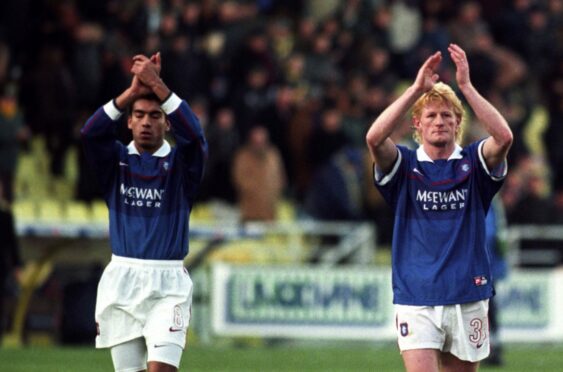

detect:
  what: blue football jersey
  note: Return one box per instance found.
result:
[375,141,506,305]
[81,93,208,260]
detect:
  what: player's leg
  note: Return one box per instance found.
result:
[147,361,177,372]
[441,352,479,372]
[144,262,193,371]
[147,343,183,372]
[395,304,445,372]
[445,300,490,368]
[96,257,146,370]
[402,349,441,372]
[110,337,147,372]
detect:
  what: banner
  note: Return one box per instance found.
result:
[211,263,395,339]
[496,270,563,342]
[211,264,563,341]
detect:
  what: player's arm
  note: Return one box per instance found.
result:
[449,44,513,171]
[366,51,442,173]
[80,95,132,193]
[133,53,208,192]
[162,94,208,193]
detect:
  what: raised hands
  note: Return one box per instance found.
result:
[128,52,170,101]
[413,51,442,93]
[131,53,161,88]
[129,53,161,96]
[448,43,471,89]
[413,44,472,93]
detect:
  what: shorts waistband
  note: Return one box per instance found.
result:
[111,254,184,268]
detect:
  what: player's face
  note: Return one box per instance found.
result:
[128,98,169,154]
[414,101,460,147]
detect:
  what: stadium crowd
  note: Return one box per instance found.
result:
[0,0,562,243]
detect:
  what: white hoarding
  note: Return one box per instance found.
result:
[211,263,563,342]
[211,263,395,339]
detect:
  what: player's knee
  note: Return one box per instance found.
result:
[147,342,183,371]
[111,338,147,372]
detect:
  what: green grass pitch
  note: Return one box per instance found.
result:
[1,343,562,371]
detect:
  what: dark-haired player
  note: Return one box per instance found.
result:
[81,52,207,372]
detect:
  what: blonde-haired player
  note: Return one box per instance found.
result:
[366,44,512,372]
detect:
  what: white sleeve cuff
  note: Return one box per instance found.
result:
[478,140,507,181]
[102,100,123,121]
[161,93,182,114]
[374,149,402,186]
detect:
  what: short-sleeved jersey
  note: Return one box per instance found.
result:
[80,93,208,260]
[374,141,506,306]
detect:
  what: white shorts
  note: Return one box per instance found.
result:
[95,255,193,349]
[394,300,490,362]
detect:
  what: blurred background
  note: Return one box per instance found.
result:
[0,0,562,371]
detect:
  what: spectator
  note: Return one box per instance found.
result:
[229,27,277,93]
[21,42,76,178]
[232,126,286,222]
[505,156,552,225]
[448,1,488,52]
[493,0,532,58]
[304,147,364,221]
[233,66,276,138]
[0,183,22,343]
[0,84,28,203]
[542,57,563,192]
[200,107,240,203]
[308,106,349,171]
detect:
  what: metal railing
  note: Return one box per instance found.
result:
[506,225,563,267]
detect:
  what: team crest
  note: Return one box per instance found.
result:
[163,161,169,171]
[400,322,409,337]
[461,163,470,172]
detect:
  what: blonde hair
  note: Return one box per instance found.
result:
[412,82,465,144]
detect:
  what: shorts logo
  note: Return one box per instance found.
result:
[170,305,184,332]
[96,322,100,336]
[399,322,409,337]
[473,276,488,286]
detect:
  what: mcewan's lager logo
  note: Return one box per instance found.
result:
[416,188,468,211]
[226,268,390,326]
[120,183,165,208]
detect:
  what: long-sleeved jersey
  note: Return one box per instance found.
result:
[374,141,506,306]
[80,93,207,260]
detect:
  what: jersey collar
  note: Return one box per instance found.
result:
[416,144,463,162]
[127,140,171,157]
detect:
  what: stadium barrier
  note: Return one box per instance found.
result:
[9,221,563,345]
[506,225,563,267]
[9,220,376,346]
